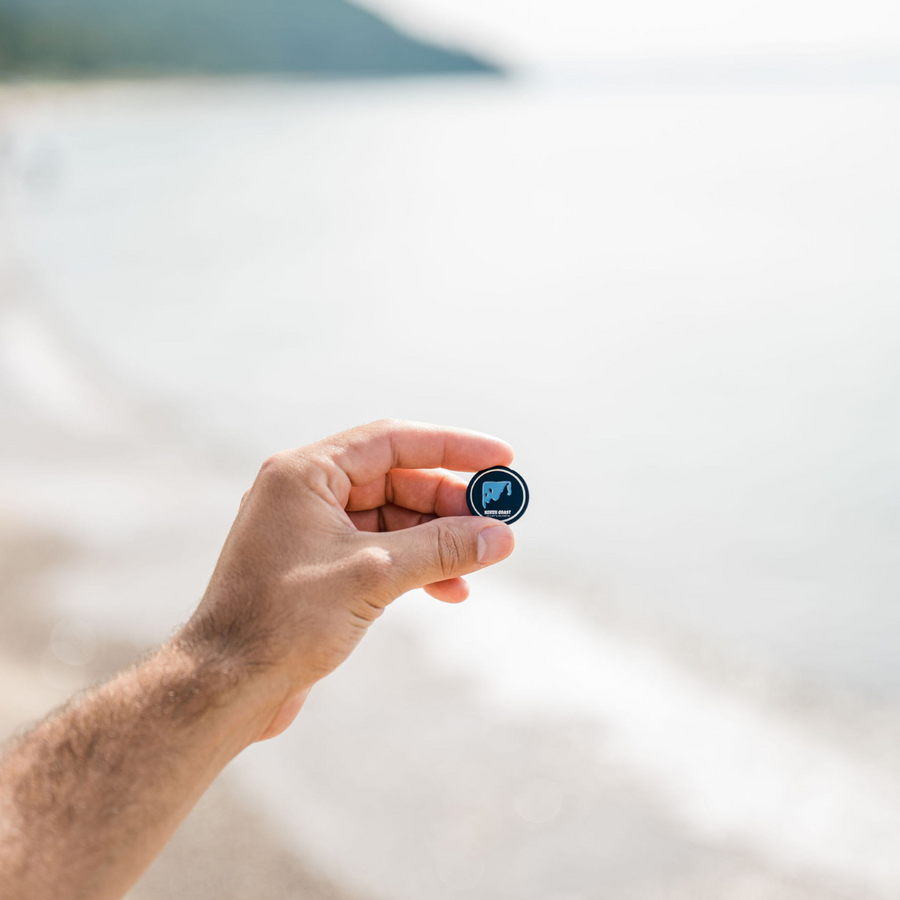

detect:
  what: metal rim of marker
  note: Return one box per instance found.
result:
[467,465,529,525]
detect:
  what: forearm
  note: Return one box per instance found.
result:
[0,639,281,900]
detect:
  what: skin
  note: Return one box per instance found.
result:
[0,419,516,900]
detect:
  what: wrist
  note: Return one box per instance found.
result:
[158,635,293,756]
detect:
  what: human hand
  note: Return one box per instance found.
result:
[180,420,516,741]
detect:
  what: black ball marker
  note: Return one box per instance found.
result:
[467,466,529,525]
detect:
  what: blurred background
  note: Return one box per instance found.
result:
[2,1,900,898]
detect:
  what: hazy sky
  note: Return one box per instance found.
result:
[359,0,900,66]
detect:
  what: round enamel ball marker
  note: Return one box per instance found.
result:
[467,466,529,525]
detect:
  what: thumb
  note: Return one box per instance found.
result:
[376,517,515,595]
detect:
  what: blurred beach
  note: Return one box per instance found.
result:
[3,73,900,898]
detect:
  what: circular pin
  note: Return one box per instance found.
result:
[467,466,529,525]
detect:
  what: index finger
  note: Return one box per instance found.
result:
[319,419,514,486]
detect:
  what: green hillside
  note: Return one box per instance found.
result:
[0,0,497,76]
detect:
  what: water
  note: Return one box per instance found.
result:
[6,76,900,692]
[3,76,900,897]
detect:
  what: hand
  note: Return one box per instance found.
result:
[180,419,516,741]
[0,420,517,899]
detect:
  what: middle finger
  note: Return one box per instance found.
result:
[346,468,469,517]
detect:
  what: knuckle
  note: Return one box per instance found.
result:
[259,451,292,479]
[353,546,393,585]
[257,451,307,491]
[368,417,405,437]
[436,525,467,579]
[358,417,399,442]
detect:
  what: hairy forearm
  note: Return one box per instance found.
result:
[0,640,281,900]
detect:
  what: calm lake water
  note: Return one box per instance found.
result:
[3,76,900,898]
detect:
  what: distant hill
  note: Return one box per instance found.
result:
[0,0,497,77]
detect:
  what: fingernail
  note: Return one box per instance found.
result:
[477,524,514,565]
